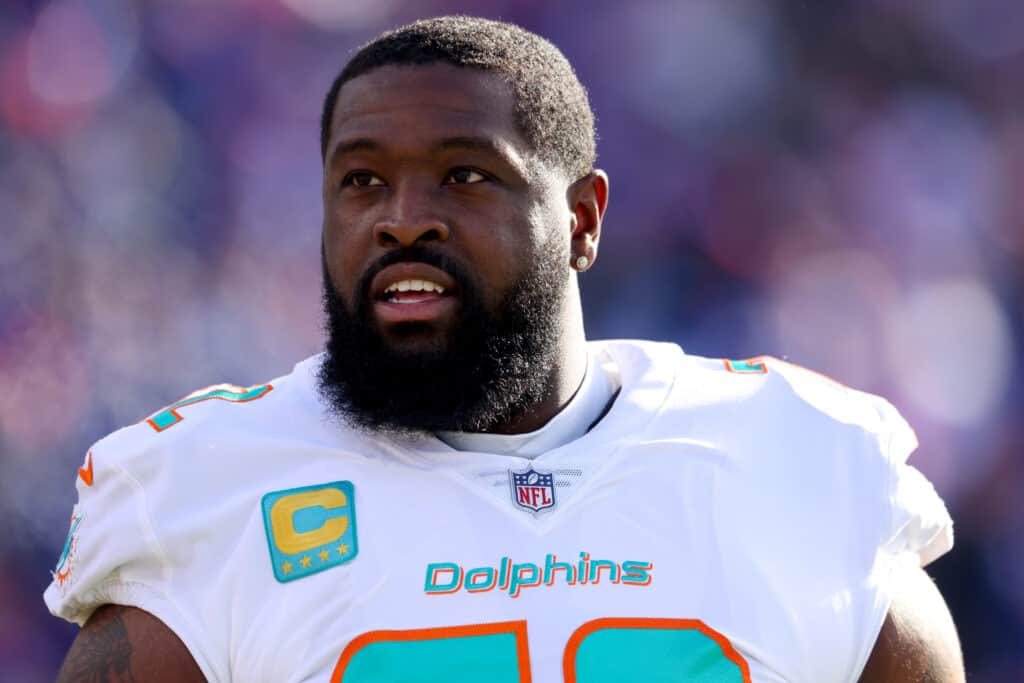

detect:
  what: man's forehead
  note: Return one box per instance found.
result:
[327,63,526,154]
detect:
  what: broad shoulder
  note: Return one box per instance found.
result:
[686,352,904,435]
[598,339,913,447]
[87,355,325,469]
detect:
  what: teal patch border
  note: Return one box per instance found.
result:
[261,481,358,583]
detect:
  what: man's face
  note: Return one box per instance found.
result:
[318,63,576,433]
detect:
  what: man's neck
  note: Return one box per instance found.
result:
[436,346,620,456]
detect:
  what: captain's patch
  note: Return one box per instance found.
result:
[261,481,358,583]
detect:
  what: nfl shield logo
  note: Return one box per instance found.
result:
[509,468,556,513]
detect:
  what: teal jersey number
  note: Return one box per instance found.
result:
[566,618,749,682]
[336,622,529,683]
[146,383,272,432]
[333,618,750,682]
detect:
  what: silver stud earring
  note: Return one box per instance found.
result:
[575,256,589,271]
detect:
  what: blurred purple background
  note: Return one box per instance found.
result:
[2,0,1022,680]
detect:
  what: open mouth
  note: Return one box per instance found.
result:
[382,278,448,304]
[371,263,460,324]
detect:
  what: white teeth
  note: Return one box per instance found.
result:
[384,279,446,295]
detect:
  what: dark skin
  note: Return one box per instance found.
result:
[56,64,963,681]
[321,64,605,433]
[56,604,200,682]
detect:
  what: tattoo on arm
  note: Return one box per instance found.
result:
[57,605,136,683]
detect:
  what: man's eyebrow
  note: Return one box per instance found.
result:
[434,136,528,175]
[328,135,529,175]
[328,137,382,166]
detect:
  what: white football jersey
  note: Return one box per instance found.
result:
[45,340,952,683]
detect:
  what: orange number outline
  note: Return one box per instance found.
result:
[563,617,752,683]
[331,618,752,682]
[331,620,532,683]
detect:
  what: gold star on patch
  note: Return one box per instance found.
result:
[318,548,330,562]
[336,542,349,556]
[282,561,293,574]
[300,555,312,568]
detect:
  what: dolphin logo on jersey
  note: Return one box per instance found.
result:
[509,468,556,513]
[54,508,84,595]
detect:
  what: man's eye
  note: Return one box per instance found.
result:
[341,171,385,188]
[443,168,487,185]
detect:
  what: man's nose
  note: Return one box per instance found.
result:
[372,184,450,247]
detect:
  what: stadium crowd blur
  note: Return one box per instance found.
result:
[2,0,1022,679]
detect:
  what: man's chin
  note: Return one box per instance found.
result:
[319,237,565,435]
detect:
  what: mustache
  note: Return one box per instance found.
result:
[354,246,474,308]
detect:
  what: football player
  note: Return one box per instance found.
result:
[48,16,962,682]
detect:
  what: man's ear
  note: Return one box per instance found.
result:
[568,170,609,272]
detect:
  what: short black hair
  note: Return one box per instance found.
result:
[319,15,596,179]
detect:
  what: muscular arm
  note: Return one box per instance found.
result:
[57,605,205,683]
[859,564,964,683]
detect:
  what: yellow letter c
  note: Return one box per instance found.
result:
[270,488,348,555]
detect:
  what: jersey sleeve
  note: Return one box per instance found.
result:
[737,358,955,682]
[43,436,226,683]
[868,394,954,567]
[847,391,954,683]
[768,358,954,567]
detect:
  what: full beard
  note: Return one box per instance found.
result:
[317,239,567,436]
